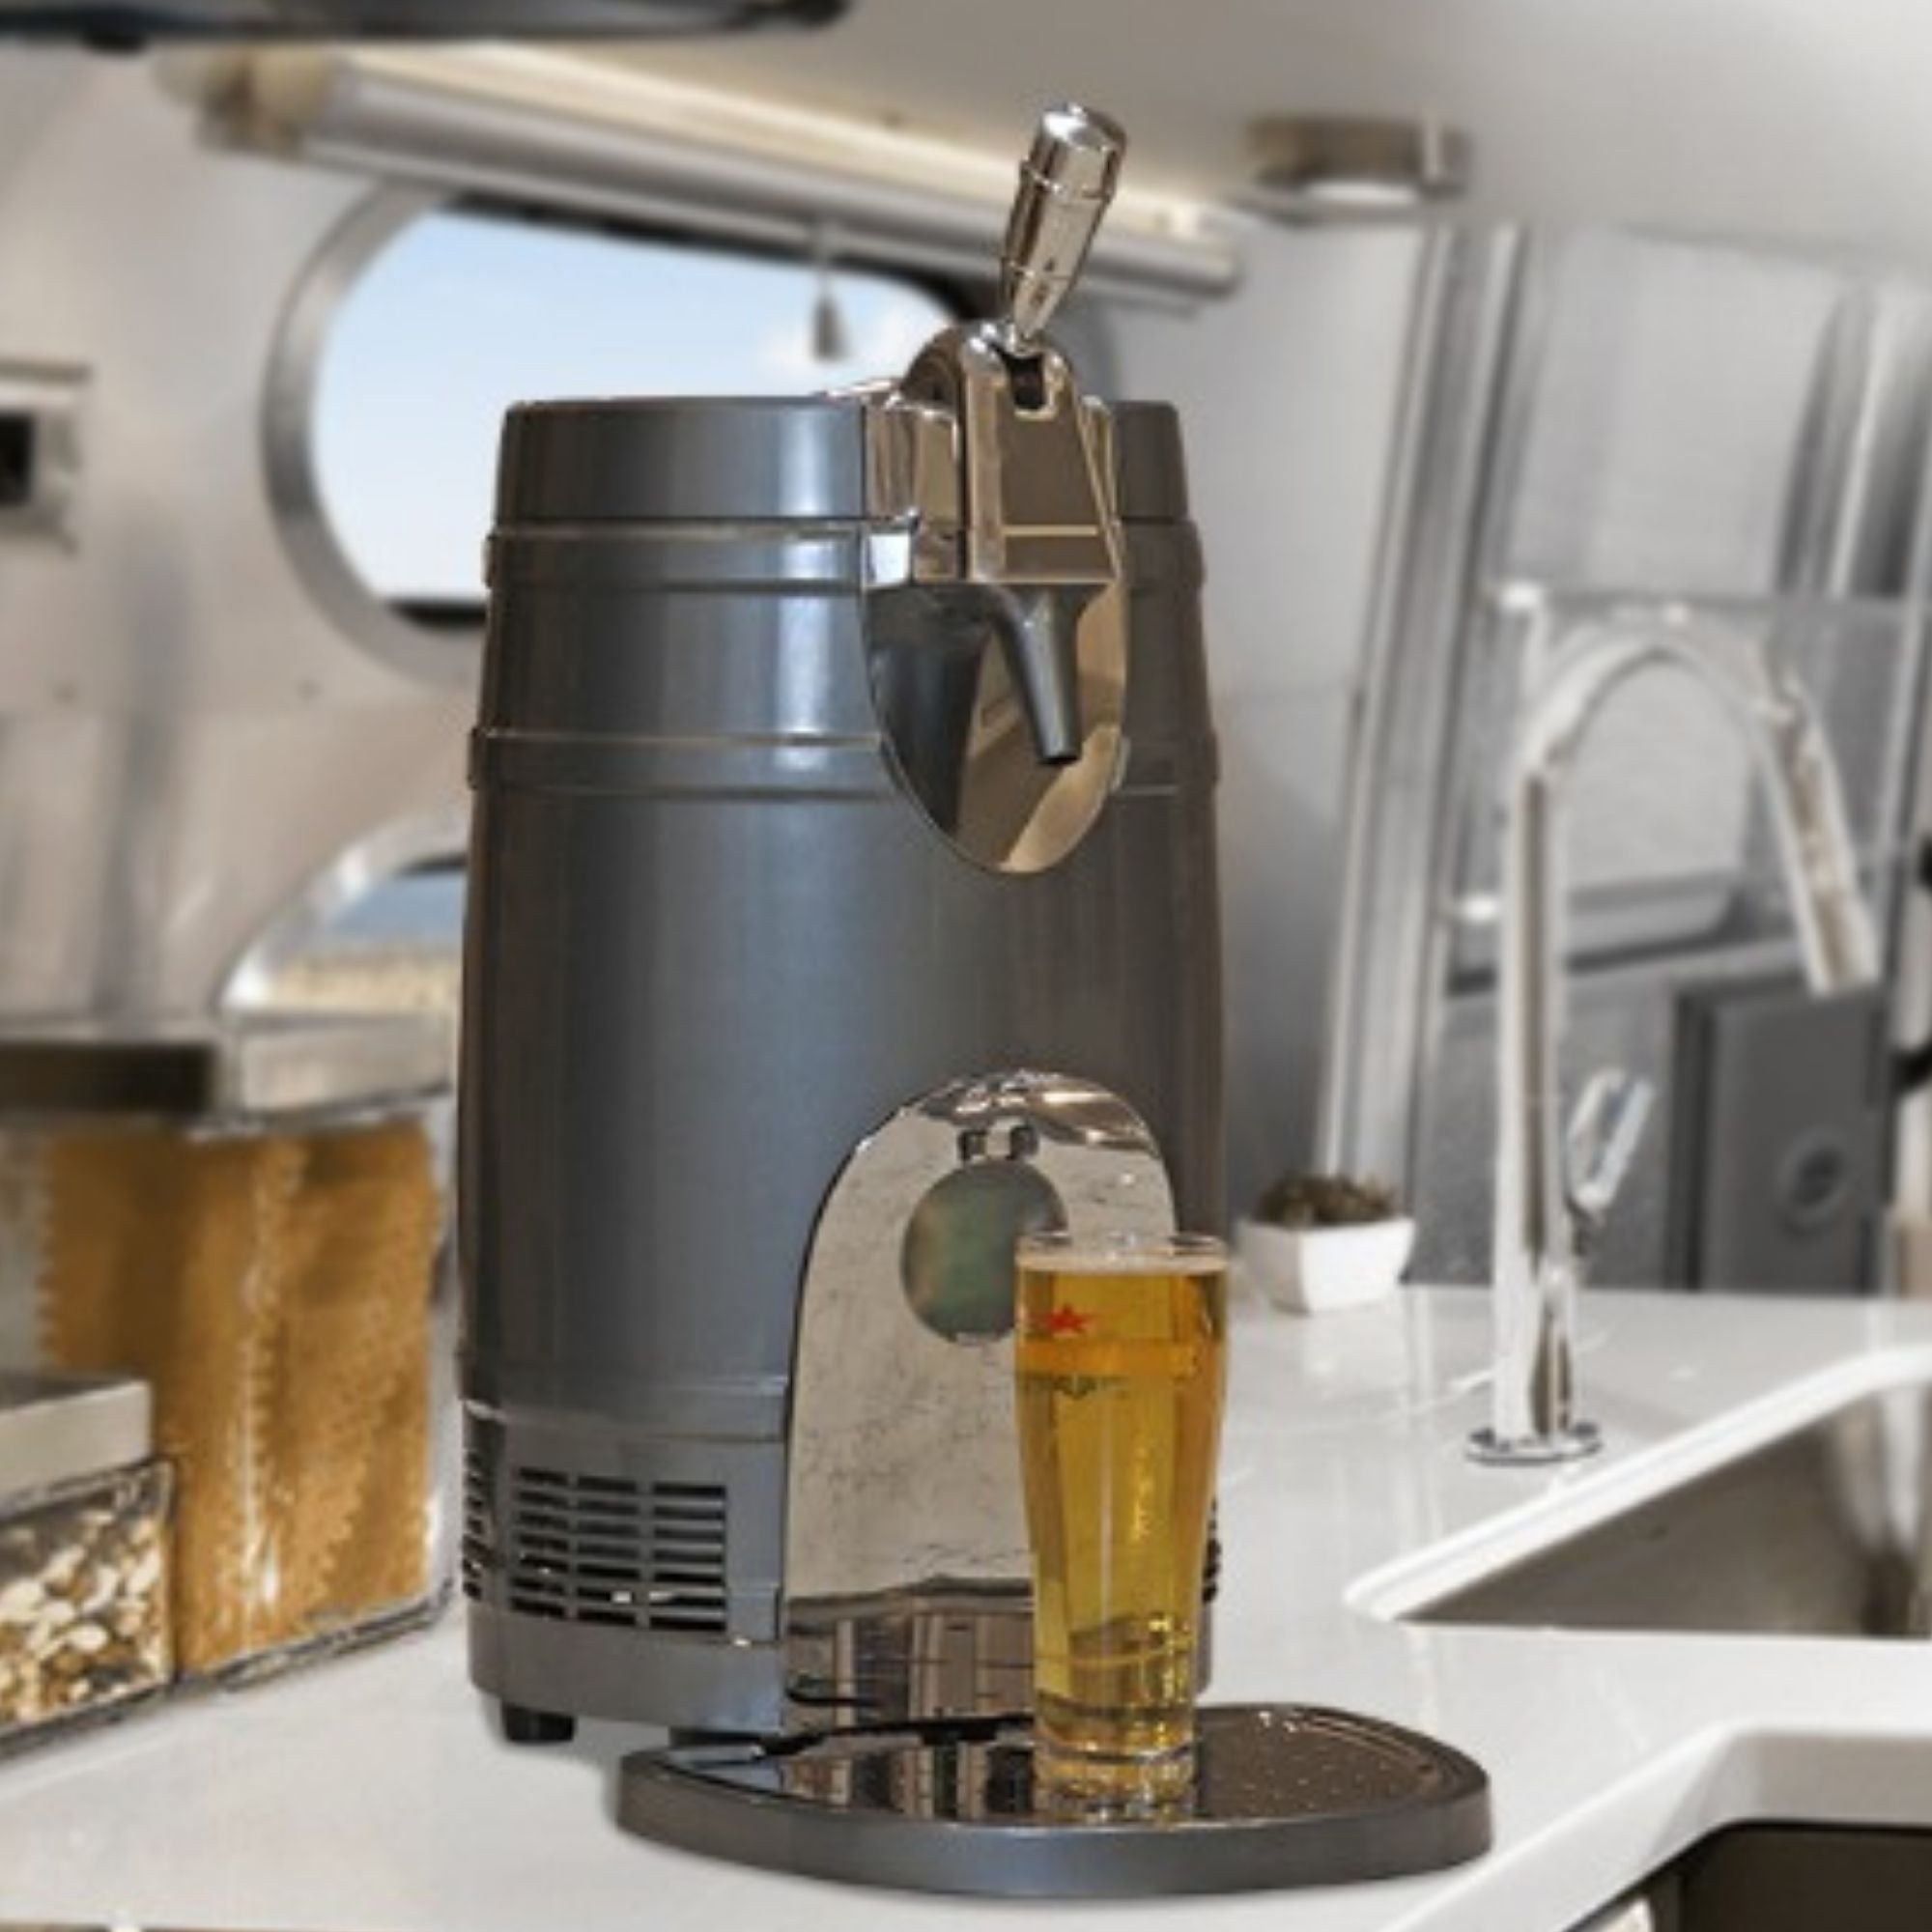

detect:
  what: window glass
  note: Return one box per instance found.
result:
[313,209,952,607]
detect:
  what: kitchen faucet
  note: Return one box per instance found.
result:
[1472,591,1881,1465]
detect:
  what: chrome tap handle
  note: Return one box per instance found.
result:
[998,102,1126,352]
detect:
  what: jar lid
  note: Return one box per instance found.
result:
[0,1013,450,1122]
[0,1370,151,1496]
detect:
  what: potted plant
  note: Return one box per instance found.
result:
[1236,1173,1415,1314]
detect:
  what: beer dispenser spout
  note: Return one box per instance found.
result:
[996,587,1086,768]
[863,104,1132,819]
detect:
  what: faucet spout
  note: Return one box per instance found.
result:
[996,587,1088,768]
[1473,601,1881,1467]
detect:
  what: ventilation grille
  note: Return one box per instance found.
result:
[460,1446,489,1601]
[464,1457,728,1636]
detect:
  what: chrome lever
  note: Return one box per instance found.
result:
[998,102,1126,353]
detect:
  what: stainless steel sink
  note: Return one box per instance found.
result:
[1414,1382,1932,1636]
[1573,1825,1932,1931]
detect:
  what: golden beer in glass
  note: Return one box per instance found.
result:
[1013,1230,1228,1806]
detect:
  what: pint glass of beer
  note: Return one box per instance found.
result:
[1013,1229,1229,1806]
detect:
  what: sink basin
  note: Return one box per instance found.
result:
[1574,1824,1932,1931]
[1412,1381,1932,1636]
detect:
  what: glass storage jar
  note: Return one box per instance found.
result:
[0,1370,171,1754]
[0,1016,453,1684]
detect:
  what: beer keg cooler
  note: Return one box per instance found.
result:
[459,106,1489,1895]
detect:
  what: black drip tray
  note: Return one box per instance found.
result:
[618,1704,1492,1897]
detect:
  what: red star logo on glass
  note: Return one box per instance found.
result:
[1046,1306,1091,1338]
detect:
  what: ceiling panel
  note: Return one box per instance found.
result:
[607,0,1932,262]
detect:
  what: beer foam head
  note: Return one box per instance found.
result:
[1015,1231,1225,1275]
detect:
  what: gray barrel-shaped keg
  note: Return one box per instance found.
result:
[460,394,1221,1735]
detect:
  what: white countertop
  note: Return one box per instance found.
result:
[6,1287,1932,1932]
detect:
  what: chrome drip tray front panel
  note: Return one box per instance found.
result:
[781,1071,1181,1730]
[620,1705,1492,1897]
[783,1584,1032,1733]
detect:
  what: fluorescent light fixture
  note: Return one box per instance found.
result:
[198,45,1240,307]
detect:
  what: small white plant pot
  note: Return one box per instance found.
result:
[1236,1215,1416,1316]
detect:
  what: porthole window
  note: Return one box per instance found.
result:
[309,206,955,618]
